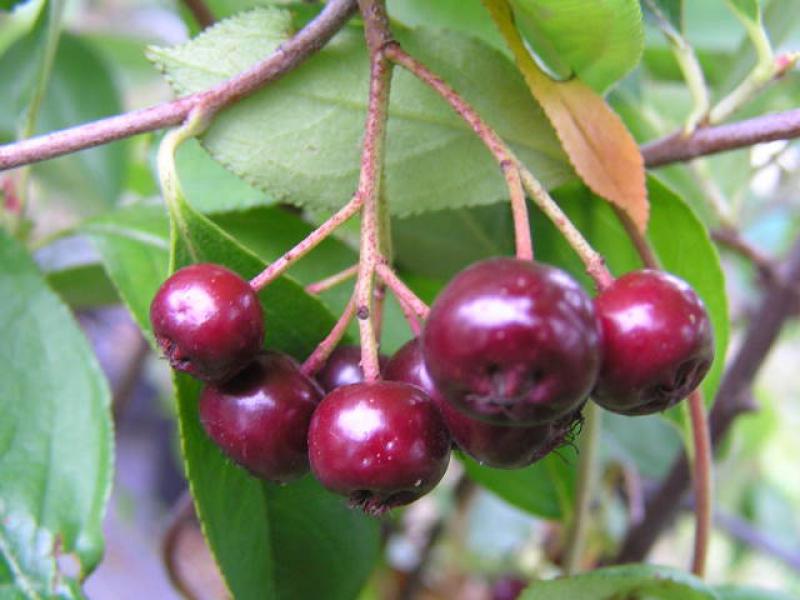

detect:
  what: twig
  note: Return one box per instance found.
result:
[301,295,357,376]
[614,234,800,563]
[305,264,358,295]
[0,0,358,171]
[713,510,800,572]
[250,195,363,291]
[502,160,533,260]
[711,228,778,283]
[687,390,712,577]
[563,402,601,575]
[182,0,215,29]
[375,262,430,321]
[162,490,199,600]
[642,108,800,168]
[353,0,394,382]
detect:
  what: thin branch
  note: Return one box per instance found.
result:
[162,490,198,600]
[713,510,800,572]
[687,390,712,578]
[712,227,778,283]
[305,264,358,295]
[181,0,215,30]
[0,0,358,171]
[301,295,357,376]
[375,262,430,321]
[642,108,800,168]
[614,233,800,563]
[250,195,363,291]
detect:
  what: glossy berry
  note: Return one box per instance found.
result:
[592,269,714,415]
[150,263,263,382]
[308,381,451,515]
[316,345,388,392]
[199,351,322,482]
[385,339,579,469]
[422,257,601,425]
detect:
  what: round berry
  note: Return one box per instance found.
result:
[422,257,601,425]
[308,381,451,515]
[592,269,714,415]
[199,351,322,482]
[385,339,578,469]
[150,263,263,382]
[316,345,388,392]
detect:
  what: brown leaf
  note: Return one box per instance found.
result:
[482,0,649,233]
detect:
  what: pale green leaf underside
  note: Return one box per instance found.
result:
[520,564,716,599]
[0,231,112,599]
[148,8,571,217]
[509,0,644,92]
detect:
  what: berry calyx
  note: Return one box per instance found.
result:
[592,269,714,415]
[385,339,579,469]
[316,345,388,392]
[308,381,451,515]
[422,257,601,425]
[199,351,322,482]
[150,263,263,382]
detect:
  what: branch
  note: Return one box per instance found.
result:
[642,108,800,168]
[614,233,800,563]
[0,0,357,171]
[182,0,215,30]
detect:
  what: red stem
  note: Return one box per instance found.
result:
[302,296,357,376]
[305,264,359,295]
[375,262,430,320]
[688,389,713,577]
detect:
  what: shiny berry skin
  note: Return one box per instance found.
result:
[422,257,601,425]
[150,263,263,382]
[592,269,714,415]
[316,345,388,392]
[308,381,451,515]
[385,339,578,468]
[199,351,322,482]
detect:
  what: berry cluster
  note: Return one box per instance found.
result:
[150,257,713,515]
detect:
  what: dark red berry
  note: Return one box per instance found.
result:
[422,257,601,426]
[199,351,322,482]
[592,269,714,415]
[308,381,451,515]
[385,338,579,468]
[150,263,263,382]
[316,345,388,392]
[491,576,527,600]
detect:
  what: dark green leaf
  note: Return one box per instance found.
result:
[519,564,716,599]
[461,450,576,520]
[642,0,683,32]
[169,196,380,599]
[0,230,113,598]
[0,0,44,58]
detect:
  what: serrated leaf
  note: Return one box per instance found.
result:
[0,230,113,599]
[519,564,716,599]
[461,451,576,520]
[168,196,380,599]
[508,0,644,92]
[484,0,648,233]
[148,10,570,217]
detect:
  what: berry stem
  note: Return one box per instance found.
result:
[563,401,601,575]
[182,0,215,29]
[688,389,713,578]
[249,195,363,291]
[305,264,359,295]
[386,45,612,289]
[353,0,395,382]
[375,262,430,320]
[302,296,357,376]
[613,207,714,578]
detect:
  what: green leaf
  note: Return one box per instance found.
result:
[725,0,761,26]
[461,451,576,520]
[0,33,127,215]
[508,0,644,92]
[45,263,120,309]
[519,564,716,599]
[0,230,113,598]
[148,10,570,217]
[714,585,798,600]
[642,0,683,32]
[169,196,380,599]
[0,0,45,58]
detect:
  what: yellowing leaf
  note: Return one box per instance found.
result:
[482,0,648,233]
